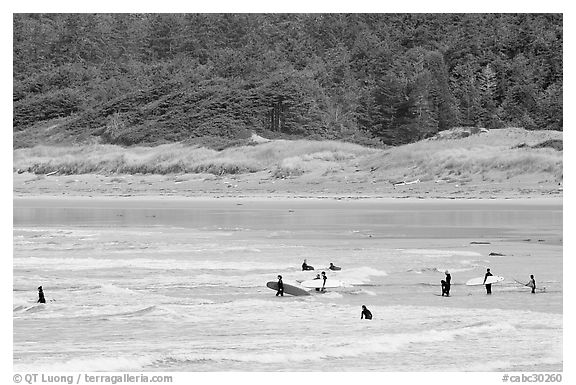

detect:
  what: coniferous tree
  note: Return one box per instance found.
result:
[12,13,563,147]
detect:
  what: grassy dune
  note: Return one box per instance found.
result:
[364,128,563,183]
[14,140,376,177]
[13,128,562,198]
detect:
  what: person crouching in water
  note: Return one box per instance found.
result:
[276,275,284,297]
[361,305,372,320]
[302,259,313,271]
[37,286,46,303]
[314,273,321,291]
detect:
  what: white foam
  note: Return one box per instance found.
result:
[324,266,388,285]
[400,249,482,258]
[13,256,297,272]
[14,354,158,372]
[463,354,563,371]
[319,292,343,299]
[150,321,520,365]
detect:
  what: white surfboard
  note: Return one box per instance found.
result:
[466,276,504,286]
[301,279,343,289]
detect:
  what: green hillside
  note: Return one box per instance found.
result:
[13,14,562,149]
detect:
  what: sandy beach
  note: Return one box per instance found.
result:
[12,127,563,201]
[13,170,563,200]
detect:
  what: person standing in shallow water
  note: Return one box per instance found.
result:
[526,275,536,294]
[276,275,284,297]
[320,271,327,291]
[443,270,451,296]
[483,268,493,295]
[37,286,46,303]
[361,305,372,320]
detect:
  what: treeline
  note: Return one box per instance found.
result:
[13,14,563,147]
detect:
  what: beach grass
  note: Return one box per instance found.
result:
[13,140,375,177]
[13,128,562,187]
[366,135,563,182]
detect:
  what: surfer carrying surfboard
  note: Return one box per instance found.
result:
[483,268,493,294]
[321,271,327,291]
[526,275,536,293]
[37,286,46,304]
[275,275,284,297]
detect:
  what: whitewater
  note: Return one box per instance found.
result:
[13,198,562,371]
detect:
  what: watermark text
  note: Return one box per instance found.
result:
[502,373,562,383]
[13,373,173,385]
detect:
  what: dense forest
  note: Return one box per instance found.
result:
[13,14,563,148]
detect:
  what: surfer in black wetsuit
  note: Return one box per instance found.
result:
[483,268,493,295]
[320,271,327,291]
[302,259,313,271]
[276,275,284,297]
[329,263,340,271]
[37,286,46,303]
[314,273,321,291]
[443,270,451,296]
[361,305,372,320]
[526,274,536,294]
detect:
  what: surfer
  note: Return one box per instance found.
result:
[314,273,321,291]
[321,271,327,291]
[526,274,536,294]
[37,286,46,304]
[276,275,284,296]
[329,263,341,271]
[483,268,493,294]
[302,259,313,271]
[361,305,372,320]
[443,270,451,296]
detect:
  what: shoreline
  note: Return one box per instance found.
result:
[12,194,563,204]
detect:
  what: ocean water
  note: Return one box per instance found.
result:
[13,198,563,371]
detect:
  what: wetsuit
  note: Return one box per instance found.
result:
[38,289,46,304]
[445,274,451,296]
[441,280,447,296]
[484,272,493,294]
[528,278,536,293]
[361,308,372,320]
[314,275,321,291]
[321,275,327,291]
[276,278,284,297]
